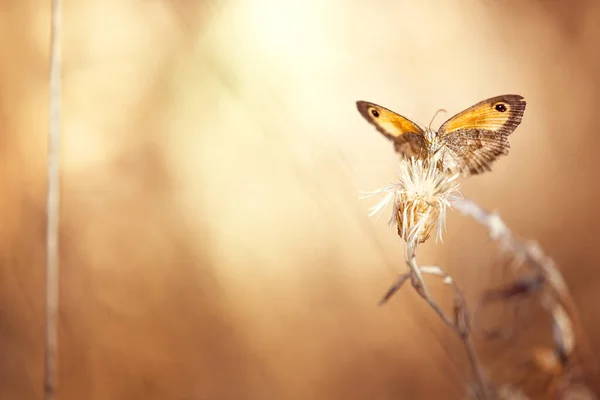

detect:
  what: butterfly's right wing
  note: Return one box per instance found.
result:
[356,101,428,159]
[436,94,526,176]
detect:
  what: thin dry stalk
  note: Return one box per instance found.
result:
[380,243,493,400]
[45,0,62,399]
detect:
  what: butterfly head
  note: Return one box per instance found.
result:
[423,108,447,148]
[423,127,438,147]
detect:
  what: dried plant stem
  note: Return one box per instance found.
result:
[463,337,491,400]
[380,258,493,399]
[45,0,61,399]
[406,243,430,298]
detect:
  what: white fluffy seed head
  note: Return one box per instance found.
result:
[361,151,462,245]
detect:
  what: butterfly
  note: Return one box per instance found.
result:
[356,95,526,176]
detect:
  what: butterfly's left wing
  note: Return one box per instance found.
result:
[356,101,428,159]
[437,95,526,176]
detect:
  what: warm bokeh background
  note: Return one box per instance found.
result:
[0,0,599,399]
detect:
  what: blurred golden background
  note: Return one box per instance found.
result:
[1,0,599,398]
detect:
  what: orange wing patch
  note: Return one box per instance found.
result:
[437,95,526,137]
[356,101,428,159]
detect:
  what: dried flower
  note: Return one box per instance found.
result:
[361,152,462,245]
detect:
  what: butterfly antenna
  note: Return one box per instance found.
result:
[428,108,447,131]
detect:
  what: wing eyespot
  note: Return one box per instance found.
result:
[370,108,380,118]
[494,103,507,112]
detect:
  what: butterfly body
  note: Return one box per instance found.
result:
[356,95,526,176]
